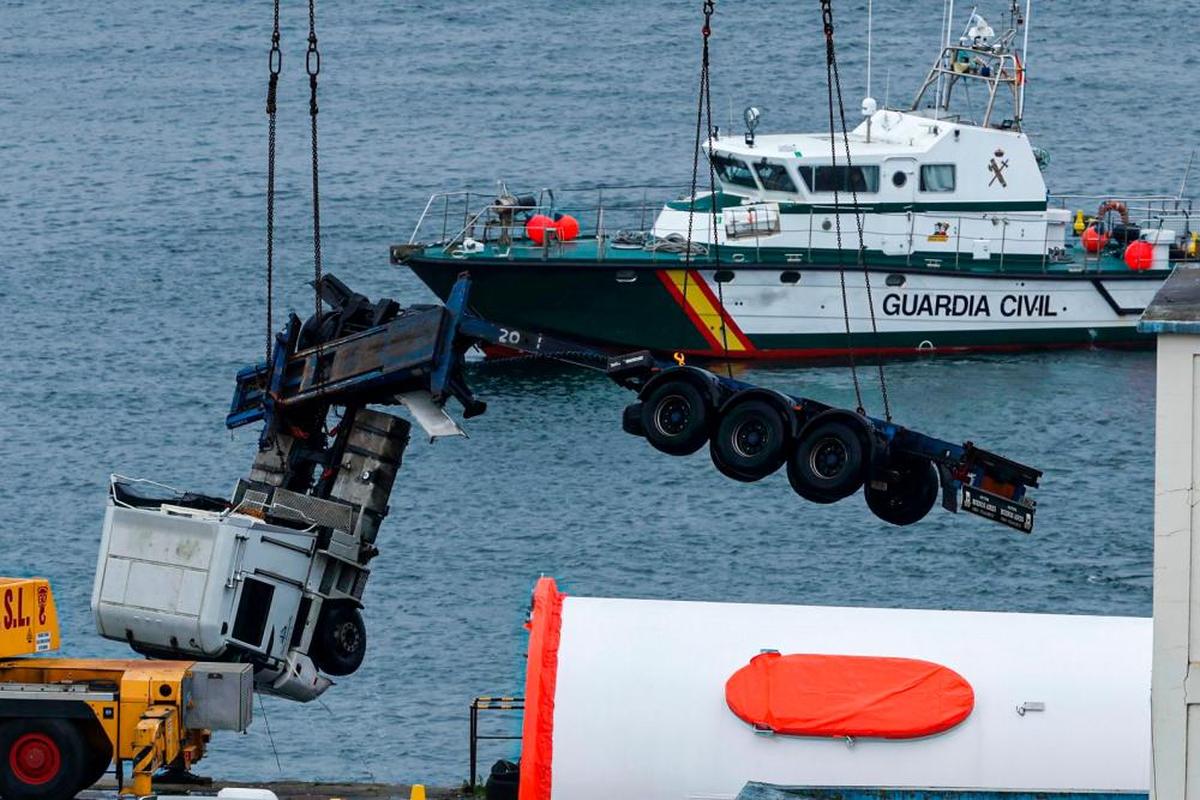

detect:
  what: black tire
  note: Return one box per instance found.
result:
[865,454,940,526]
[485,759,519,800]
[78,724,113,791]
[709,400,788,482]
[639,380,710,456]
[311,604,367,677]
[787,419,867,503]
[0,719,89,800]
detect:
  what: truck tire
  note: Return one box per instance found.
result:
[710,400,788,482]
[639,380,710,456]
[311,604,367,677]
[787,418,867,503]
[0,719,88,800]
[865,455,940,526]
[78,723,113,791]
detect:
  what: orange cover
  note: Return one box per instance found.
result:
[518,577,565,800]
[725,652,974,739]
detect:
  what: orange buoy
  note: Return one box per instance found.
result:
[1081,225,1108,253]
[525,214,554,245]
[1123,239,1154,270]
[554,213,580,242]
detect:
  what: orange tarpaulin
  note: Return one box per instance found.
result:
[725,652,974,739]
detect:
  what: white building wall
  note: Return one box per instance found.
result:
[1152,332,1200,800]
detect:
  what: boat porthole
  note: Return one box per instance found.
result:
[821,219,832,231]
[615,270,637,283]
[731,252,746,263]
[885,273,906,287]
[780,271,801,284]
[892,171,907,188]
[917,340,935,351]
[714,270,735,283]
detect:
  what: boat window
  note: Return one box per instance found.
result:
[796,165,880,194]
[753,160,797,192]
[710,154,759,189]
[891,170,907,188]
[919,164,956,192]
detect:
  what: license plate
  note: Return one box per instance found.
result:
[962,484,1035,533]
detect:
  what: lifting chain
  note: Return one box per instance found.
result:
[684,0,731,368]
[264,0,281,366]
[821,0,892,420]
[307,0,323,321]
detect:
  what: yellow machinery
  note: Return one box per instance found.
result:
[0,577,252,800]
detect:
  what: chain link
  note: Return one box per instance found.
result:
[820,0,893,420]
[307,0,323,321]
[264,0,281,367]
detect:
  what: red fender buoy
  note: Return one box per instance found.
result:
[554,214,580,242]
[525,214,554,245]
[1081,225,1108,253]
[1124,239,1154,270]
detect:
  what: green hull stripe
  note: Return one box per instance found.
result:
[666,194,1048,214]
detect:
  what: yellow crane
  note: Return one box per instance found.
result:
[0,577,251,800]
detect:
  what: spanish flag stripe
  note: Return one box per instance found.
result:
[658,269,753,353]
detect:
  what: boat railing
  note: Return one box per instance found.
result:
[408,185,690,250]
[1049,193,1194,221]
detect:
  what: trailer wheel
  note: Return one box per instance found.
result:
[311,604,368,677]
[787,418,866,503]
[0,719,88,800]
[640,380,710,456]
[710,400,788,482]
[865,455,940,526]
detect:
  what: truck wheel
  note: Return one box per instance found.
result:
[710,400,788,482]
[639,380,710,456]
[787,418,866,503]
[0,719,88,800]
[865,455,940,526]
[78,724,113,790]
[311,604,367,677]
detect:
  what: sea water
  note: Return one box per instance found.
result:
[2,0,1189,784]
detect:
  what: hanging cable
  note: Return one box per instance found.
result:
[821,0,893,420]
[683,0,731,369]
[307,0,323,320]
[264,0,281,366]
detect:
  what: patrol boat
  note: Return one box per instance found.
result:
[394,8,1197,360]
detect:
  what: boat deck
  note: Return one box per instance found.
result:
[408,236,1176,276]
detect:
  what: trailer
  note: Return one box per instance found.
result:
[93,273,1041,703]
[1,577,252,800]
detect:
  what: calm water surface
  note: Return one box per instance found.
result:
[2,0,1188,784]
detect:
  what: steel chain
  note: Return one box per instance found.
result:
[307,0,323,320]
[265,0,281,367]
[821,0,893,419]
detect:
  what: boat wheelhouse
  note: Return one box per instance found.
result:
[394,6,1197,360]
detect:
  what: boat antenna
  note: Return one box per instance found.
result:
[821,0,892,421]
[866,0,872,99]
[1018,0,1031,124]
[1180,149,1197,201]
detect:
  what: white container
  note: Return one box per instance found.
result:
[519,578,1151,800]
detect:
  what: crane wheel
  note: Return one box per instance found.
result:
[640,380,710,456]
[709,400,788,482]
[78,723,113,791]
[865,454,940,526]
[0,719,88,800]
[787,418,867,503]
[311,603,368,677]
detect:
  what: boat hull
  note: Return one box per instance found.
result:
[406,256,1164,359]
